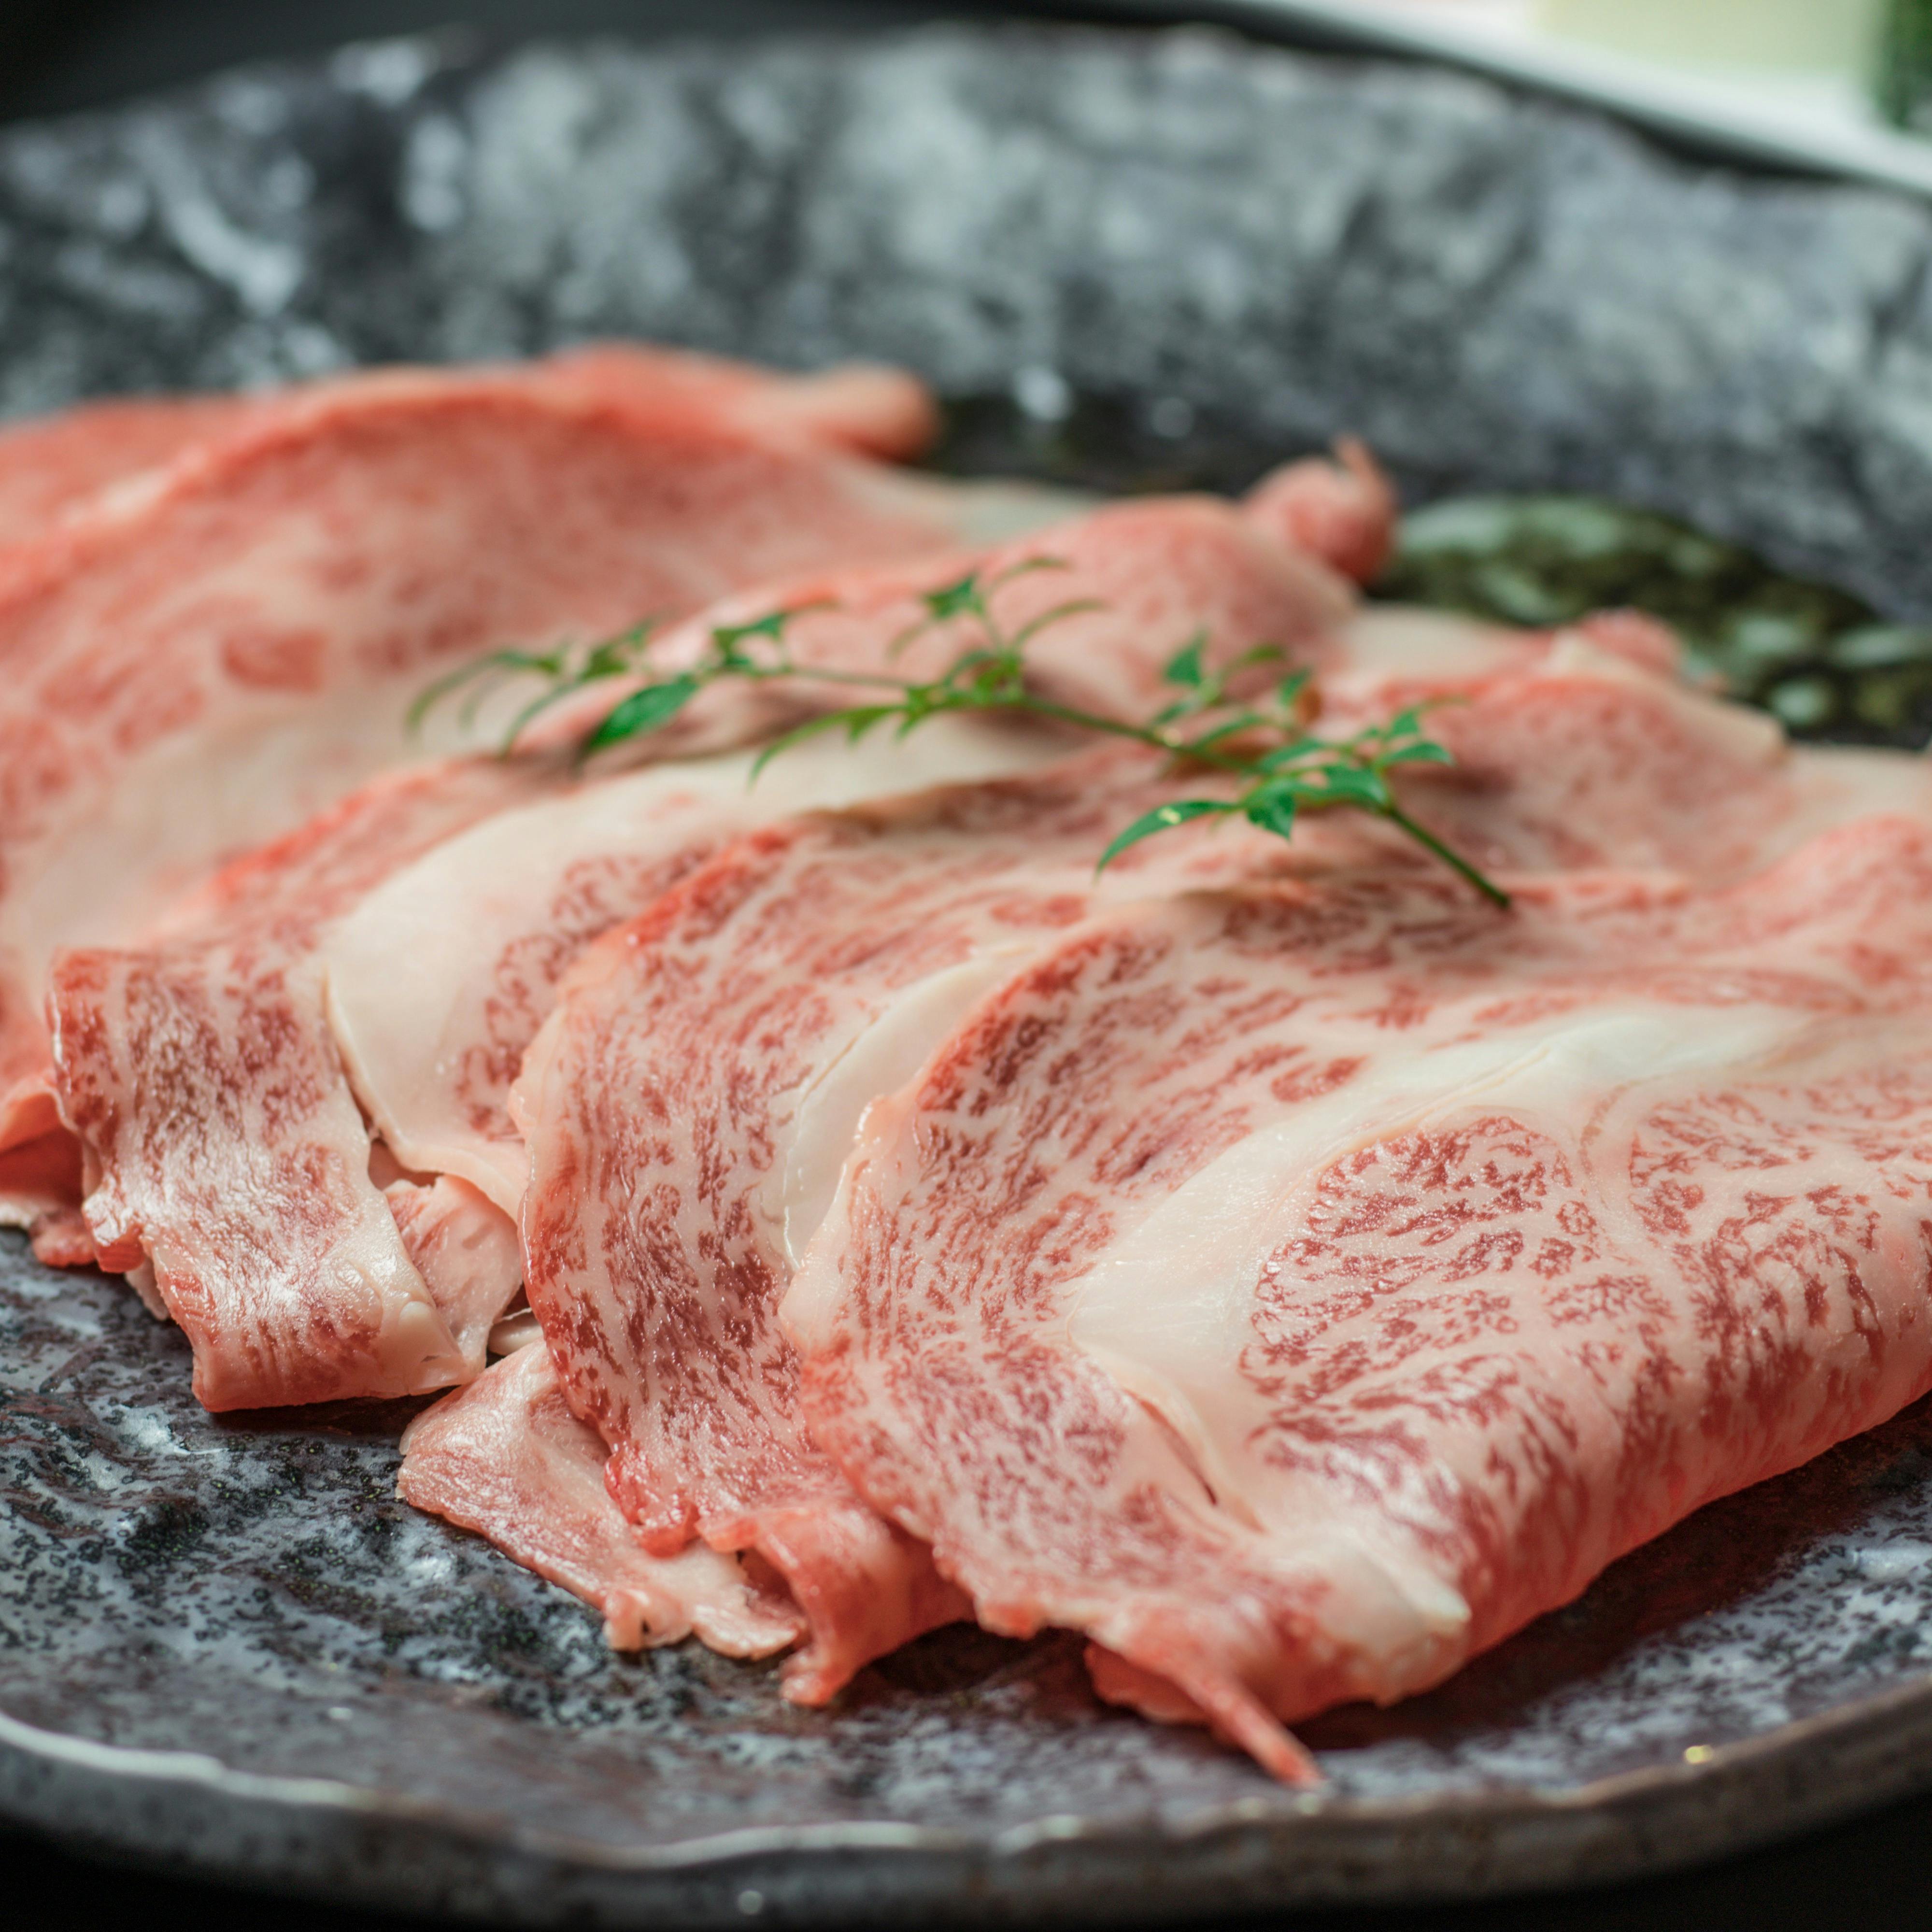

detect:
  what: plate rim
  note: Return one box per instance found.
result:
[8,1658,1932,1921]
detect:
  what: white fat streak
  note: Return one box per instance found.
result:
[768,950,1038,1269]
[327,716,1067,1216]
[1065,998,1819,1642]
[328,759,754,1212]
[1323,604,1530,691]
[3,675,452,1009]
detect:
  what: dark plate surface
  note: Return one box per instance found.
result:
[9,23,1932,1924]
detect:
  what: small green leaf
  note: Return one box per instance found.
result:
[583,675,701,755]
[1095,798,1232,871]
[923,573,985,624]
[1276,668,1312,710]
[713,599,833,662]
[581,621,655,675]
[1163,631,1208,689]
[1242,786,1300,840]
[1377,739,1455,768]
[1232,642,1287,671]
[1305,765,1390,810]
[1258,736,1324,771]
[714,612,788,653]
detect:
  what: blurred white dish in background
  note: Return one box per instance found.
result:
[1538,0,1883,76]
[1536,0,1888,145]
[1247,0,1932,196]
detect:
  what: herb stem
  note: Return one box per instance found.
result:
[996,694,1244,766]
[742,663,922,695]
[1383,805,1511,909]
[412,564,1512,911]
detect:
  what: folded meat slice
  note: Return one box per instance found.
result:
[1242,439,1398,587]
[399,1340,805,1658]
[51,714,1062,1409]
[0,366,1048,1215]
[784,809,1932,1780]
[48,758,553,1409]
[526,342,941,461]
[383,1174,528,1374]
[512,750,1298,1701]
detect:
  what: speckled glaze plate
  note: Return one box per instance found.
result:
[9,22,1932,1924]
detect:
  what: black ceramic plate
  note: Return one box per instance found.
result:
[9,23,1932,1925]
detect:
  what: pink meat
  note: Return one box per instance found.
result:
[524,493,1359,756]
[46,483,1336,1413]
[528,343,940,460]
[0,341,936,549]
[513,750,1297,1701]
[0,396,259,543]
[0,365,1013,1219]
[398,1340,807,1657]
[48,758,553,1408]
[1243,439,1398,587]
[1324,626,1932,885]
[336,494,1363,1219]
[784,810,1932,1780]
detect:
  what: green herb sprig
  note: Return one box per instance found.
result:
[414,561,1508,908]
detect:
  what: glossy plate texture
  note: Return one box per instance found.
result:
[7,23,1932,1924]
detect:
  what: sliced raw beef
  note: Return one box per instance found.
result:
[327,721,1067,1217]
[48,472,1352,1406]
[49,717,1061,1410]
[784,808,1932,1780]
[338,494,1364,1212]
[0,341,938,548]
[0,368,1054,1216]
[1242,440,1398,586]
[399,1340,805,1657]
[521,490,1357,763]
[48,758,553,1409]
[507,607,1932,1700]
[512,748,1315,1701]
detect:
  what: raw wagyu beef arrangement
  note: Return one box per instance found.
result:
[9,343,1932,1781]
